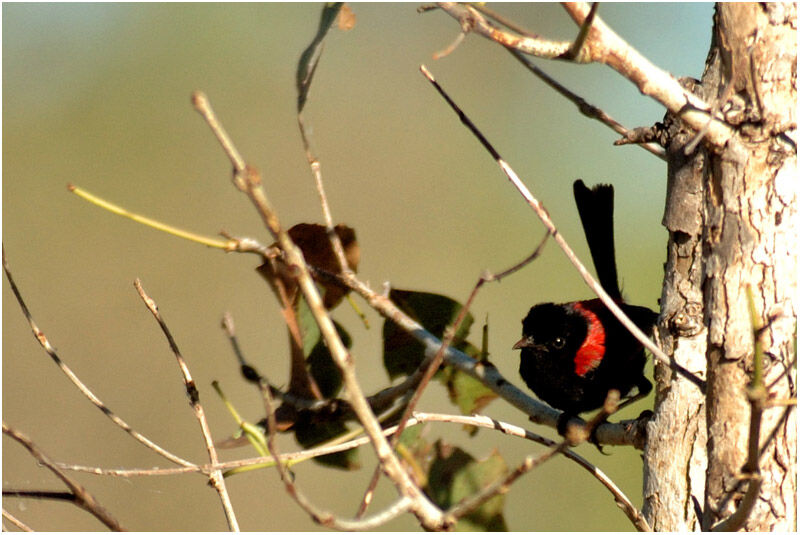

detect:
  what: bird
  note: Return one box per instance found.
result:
[513,179,656,431]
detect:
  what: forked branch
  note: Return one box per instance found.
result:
[435,2,733,149]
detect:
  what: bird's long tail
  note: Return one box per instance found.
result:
[572,179,621,300]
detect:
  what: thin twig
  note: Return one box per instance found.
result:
[222,309,437,424]
[506,50,666,160]
[1,246,195,468]
[470,3,541,38]
[444,393,651,531]
[3,490,77,501]
[67,183,234,250]
[449,393,628,525]
[3,422,126,531]
[418,64,706,393]
[133,279,239,532]
[433,25,467,59]
[50,413,470,478]
[297,112,352,276]
[68,181,272,256]
[559,2,733,148]
[446,415,652,531]
[233,321,419,416]
[3,509,34,532]
[191,92,247,174]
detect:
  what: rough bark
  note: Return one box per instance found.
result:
[644,3,797,531]
[642,74,712,531]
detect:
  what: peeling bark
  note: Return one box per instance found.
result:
[644,3,796,531]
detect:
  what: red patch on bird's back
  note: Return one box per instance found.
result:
[572,301,606,376]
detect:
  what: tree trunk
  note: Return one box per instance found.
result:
[643,3,796,531]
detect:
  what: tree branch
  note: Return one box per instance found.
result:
[435,2,733,149]
[133,280,239,532]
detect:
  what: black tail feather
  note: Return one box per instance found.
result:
[573,179,622,300]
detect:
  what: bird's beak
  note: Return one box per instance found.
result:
[513,336,533,350]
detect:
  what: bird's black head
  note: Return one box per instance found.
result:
[513,303,589,358]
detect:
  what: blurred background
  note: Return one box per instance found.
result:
[3,3,712,531]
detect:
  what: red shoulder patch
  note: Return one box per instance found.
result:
[572,301,606,376]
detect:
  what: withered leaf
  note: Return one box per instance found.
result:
[255,223,358,401]
[336,4,356,31]
[257,223,359,310]
[288,223,359,309]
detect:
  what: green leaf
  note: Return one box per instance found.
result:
[296,2,344,112]
[296,294,350,398]
[441,362,499,421]
[426,442,508,531]
[383,289,474,379]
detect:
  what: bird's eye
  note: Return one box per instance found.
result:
[553,337,566,349]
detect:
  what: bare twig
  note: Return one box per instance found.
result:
[559,2,733,148]
[67,183,234,250]
[2,246,195,468]
[3,422,126,531]
[433,24,468,59]
[506,50,666,160]
[221,312,260,384]
[439,391,651,531]
[3,509,34,532]
[50,413,490,478]
[191,92,247,174]
[467,3,538,38]
[418,64,706,393]
[3,490,78,501]
[133,279,239,532]
[447,439,570,525]
[297,114,352,276]
[221,309,441,425]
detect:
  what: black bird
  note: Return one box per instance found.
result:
[513,180,656,423]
